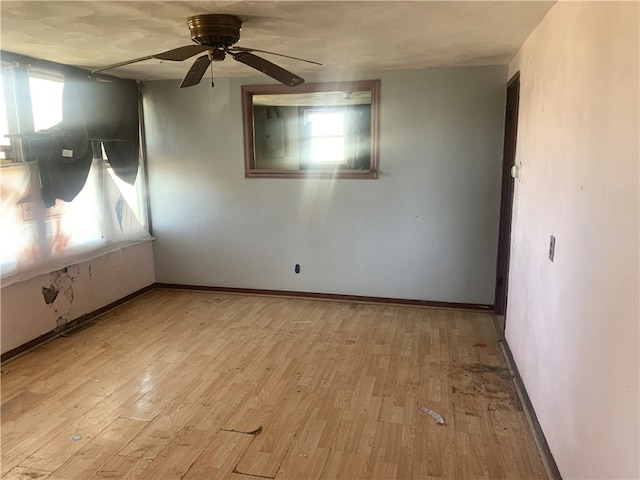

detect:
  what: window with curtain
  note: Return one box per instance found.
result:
[0,57,150,281]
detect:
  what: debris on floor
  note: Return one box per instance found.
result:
[220,426,263,436]
[323,337,358,345]
[473,342,488,348]
[420,406,445,425]
[72,435,82,441]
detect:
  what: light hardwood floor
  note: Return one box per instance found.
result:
[1,289,546,479]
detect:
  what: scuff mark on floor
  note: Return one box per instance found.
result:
[220,426,263,435]
[449,363,522,412]
[462,363,512,380]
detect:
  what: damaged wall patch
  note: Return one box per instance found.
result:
[42,266,79,309]
[42,285,59,305]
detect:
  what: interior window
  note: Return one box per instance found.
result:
[242,80,379,179]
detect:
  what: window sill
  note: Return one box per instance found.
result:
[245,169,378,179]
[1,237,154,288]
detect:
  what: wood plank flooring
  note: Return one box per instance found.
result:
[1,289,546,479]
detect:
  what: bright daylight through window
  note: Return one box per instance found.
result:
[305,110,346,164]
[29,75,63,131]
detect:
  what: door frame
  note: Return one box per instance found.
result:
[494,72,520,319]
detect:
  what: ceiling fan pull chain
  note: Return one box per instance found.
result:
[205,49,215,88]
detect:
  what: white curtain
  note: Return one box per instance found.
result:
[0,159,150,281]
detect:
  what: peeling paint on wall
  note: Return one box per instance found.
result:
[41,265,80,327]
[55,314,67,328]
[2,241,155,357]
[41,285,59,305]
[51,266,79,303]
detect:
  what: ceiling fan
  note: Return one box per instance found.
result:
[91,14,321,88]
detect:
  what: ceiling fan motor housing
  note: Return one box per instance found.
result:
[187,14,242,48]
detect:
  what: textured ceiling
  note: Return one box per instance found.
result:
[0,1,554,82]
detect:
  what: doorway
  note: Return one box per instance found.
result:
[494,72,520,319]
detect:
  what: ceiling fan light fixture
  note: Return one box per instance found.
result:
[209,48,226,61]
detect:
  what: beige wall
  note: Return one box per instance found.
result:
[506,2,639,478]
[1,241,155,354]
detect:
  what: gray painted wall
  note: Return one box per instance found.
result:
[143,66,506,304]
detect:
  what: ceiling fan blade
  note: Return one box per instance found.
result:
[154,45,209,61]
[92,45,209,73]
[229,46,322,66]
[91,54,158,73]
[232,52,304,87]
[180,55,211,88]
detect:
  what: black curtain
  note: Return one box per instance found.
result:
[32,70,139,207]
[91,75,140,185]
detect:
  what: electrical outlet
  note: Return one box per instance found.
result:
[549,235,556,262]
[295,264,300,274]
